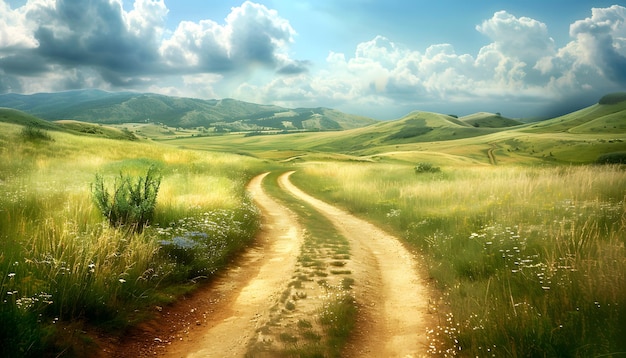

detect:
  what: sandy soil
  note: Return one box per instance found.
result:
[109,172,303,357]
[278,171,434,357]
[109,171,434,357]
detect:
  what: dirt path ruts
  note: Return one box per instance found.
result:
[110,172,303,357]
[110,171,433,357]
[278,171,433,357]
[163,172,303,357]
[488,143,498,165]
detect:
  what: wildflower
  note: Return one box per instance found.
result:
[119,278,126,283]
[7,272,16,278]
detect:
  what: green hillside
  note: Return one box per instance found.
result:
[460,112,524,128]
[0,108,137,141]
[251,111,506,154]
[55,120,138,140]
[4,91,626,165]
[0,91,377,131]
[166,94,626,165]
[522,96,626,134]
[0,107,60,131]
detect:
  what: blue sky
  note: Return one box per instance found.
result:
[1,1,625,119]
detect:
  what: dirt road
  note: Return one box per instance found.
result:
[279,171,433,357]
[110,172,303,357]
[110,171,433,357]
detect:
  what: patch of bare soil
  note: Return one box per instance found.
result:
[109,171,435,357]
[108,172,303,357]
[279,171,435,357]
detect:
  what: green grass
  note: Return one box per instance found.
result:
[522,100,626,134]
[0,120,266,355]
[290,163,626,357]
[3,95,626,356]
[162,99,626,166]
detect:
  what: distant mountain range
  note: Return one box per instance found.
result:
[4,90,624,138]
[0,90,377,131]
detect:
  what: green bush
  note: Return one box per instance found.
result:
[20,126,53,142]
[92,166,161,233]
[598,92,626,105]
[596,151,626,164]
[415,162,441,173]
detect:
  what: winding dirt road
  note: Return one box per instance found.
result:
[279,171,433,357]
[110,171,433,357]
[110,172,303,357]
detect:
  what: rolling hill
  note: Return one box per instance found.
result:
[460,112,524,128]
[521,93,626,134]
[0,90,377,132]
[167,93,626,165]
[0,107,60,130]
[3,90,625,165]
[0,107,138,140]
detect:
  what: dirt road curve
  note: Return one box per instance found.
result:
[164,172,304,357]
[279,171,432,357]
[111,171,432,357]
[110,172,303,357]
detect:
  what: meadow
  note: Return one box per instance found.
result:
[290,162,626,356]
[2,97,626,357]
[0,122,266,356]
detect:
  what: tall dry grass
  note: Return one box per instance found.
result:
[291,162,626,357]
[0,123,264,355]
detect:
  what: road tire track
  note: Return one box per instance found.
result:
[278,171,433,357]
[112,171,434,357]
[111,172,303,357]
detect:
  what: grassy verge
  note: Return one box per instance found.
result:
[290,162,626,357]
[245,171,356,358]
[0,122,264,356]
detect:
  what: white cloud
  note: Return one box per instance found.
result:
[160,19,229,69]
[233,6,626,118]
[476,10,555,64]
[0,1,38,49]
[0,0,301,93]
[125,0,168,42]
[534,5,626,94]
[159,1,297,73]
[1,2,625,118]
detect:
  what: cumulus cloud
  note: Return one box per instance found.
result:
[30,0,166,73]
[568,5,626,82]
[0,0,302,92]
[159,1,298,75]
[247,6,626,118]
[0,1,38,49]
[0,2,625,118]
[476,10,555,64]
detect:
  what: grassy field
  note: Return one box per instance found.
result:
[0,120,267,356]
[2,96,626,357]
[166,98,626,165]
[290,162,626,356]
[168,100,626,356]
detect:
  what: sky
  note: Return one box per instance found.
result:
[1,1,625,119]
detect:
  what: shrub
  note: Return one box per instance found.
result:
[415,162,441,173]
[20,126,53,142]
[598,92,626,105]
[92,166,161,233]
[596,151,626,164]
